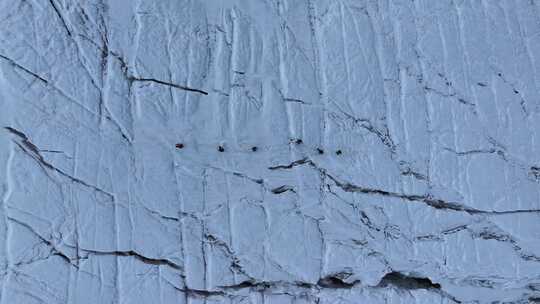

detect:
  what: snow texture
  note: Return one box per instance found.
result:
[1,0,540,303]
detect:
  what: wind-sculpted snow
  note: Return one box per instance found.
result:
[1,0,540,303]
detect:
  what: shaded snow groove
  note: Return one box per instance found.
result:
[78,249,183,271]
[7,215,183,271]
[378,272,461,303]
[162,272,460,301]
[0,54,49,83]
[9,214,460,300]
[7,215,460,300]
[130,77,208,95]
[377,272,441,290]
[268,158,540,215]
[7,216,77,268]
[4,127,115,200]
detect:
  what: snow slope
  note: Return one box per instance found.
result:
[1,0,540,303]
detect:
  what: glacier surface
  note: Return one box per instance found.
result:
[1,0,540,303]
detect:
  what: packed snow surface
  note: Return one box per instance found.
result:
[1,0,540,303]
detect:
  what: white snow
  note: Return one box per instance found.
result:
[1,0,540,303]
